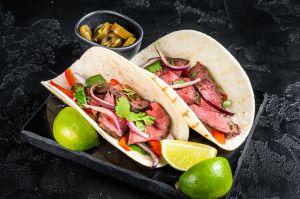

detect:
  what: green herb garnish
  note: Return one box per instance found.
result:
[115,97,131,118]
[173,79,186,84]
[127,111,156,127]
[191,71,199,78]
[222,100,231,108]
[169,58,175,65]
[122,86,137,99]
[196,92,200,102]
[74,86,87,106]
[116,97,156,131]
[136,120,146,132]
[85,74,106,87]
[129,144,148,155]
[146,61,162,73]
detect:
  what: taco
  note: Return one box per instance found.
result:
[131,30,255,151]
[41,46,189,168]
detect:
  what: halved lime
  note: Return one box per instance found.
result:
[161,140,217,171]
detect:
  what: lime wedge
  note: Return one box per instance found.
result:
[161,140,217,171]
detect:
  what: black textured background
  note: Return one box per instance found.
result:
[0,0,299,198]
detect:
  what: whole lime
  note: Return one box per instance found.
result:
[53,107,99,151]
[178,157,233,199]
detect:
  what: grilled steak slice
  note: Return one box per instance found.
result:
[175,78,197,105]
[89,99,101,117]
[154,64,182,79]
[94,84,109,94]
[109,84,126,99]
[130,96,150,112]
[159,70,179,85]
[146,102,170,140]
[103,92,115,105]
[189,62,223,106]
[128,130,148,145]
[190,101,240,137]
[98,114,124,138]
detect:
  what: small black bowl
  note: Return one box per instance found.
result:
[75,10,143,59]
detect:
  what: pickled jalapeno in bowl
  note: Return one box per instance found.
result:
[79,22,137,48]
[75,10,143,59]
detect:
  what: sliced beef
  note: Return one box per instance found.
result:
[146,102,170,140]
[155,64,182,78]
[104,92,115,105]
[159,70,179,85]
[154,67,164,77]
[130,96,150,112]
[172,58,189,67]
[175,78,197,105]
[109,84,126,99]
[190,101,240,137]
[89,99,101,116]
[128,130,148,145]
[98,114,124,138]
[163,67,182,77]
[94,84,110,94]
[189,62,223,106]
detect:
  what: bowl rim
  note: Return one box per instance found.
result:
[74,10,143,51]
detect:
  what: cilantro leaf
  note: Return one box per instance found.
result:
[126,112,138,122]
[196,92,200,102]
[136,121,146,132]
[115,97,131,119]
[191,71,199,78]
[126,112,155,126]
[146,61,162,73]
[173,79,186,84]
[122,86,137,99]
[115,97,156,128]
[143,115,156,125]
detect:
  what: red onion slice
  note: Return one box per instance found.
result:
[84,104,122,132]
[126,121,150,139]
[171,78,201,89]
[90,83,115,110]
[155,46,189,71]
[73,72,86,85]
[140,57,161,68]
[137,143,159,168]
[193,85,235,116]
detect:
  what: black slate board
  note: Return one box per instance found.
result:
[20,89,267,199]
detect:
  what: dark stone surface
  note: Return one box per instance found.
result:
[0,0,299,198]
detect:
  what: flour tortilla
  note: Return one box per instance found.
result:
[41,46,189,168]
[131,30,255,151]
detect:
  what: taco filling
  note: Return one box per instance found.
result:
[141,47,240,144]
[50,69,172,167]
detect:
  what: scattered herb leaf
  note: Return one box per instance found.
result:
[115,97,131,118]
[173,79,186,84]
[122,86,137,99]
[146,61,162,73]
[191,71,199,78]
[136,121,146,132]
[222,100,231,108]
[115,97,156,126]
[196,92,200,102]
[168,58,175,65]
